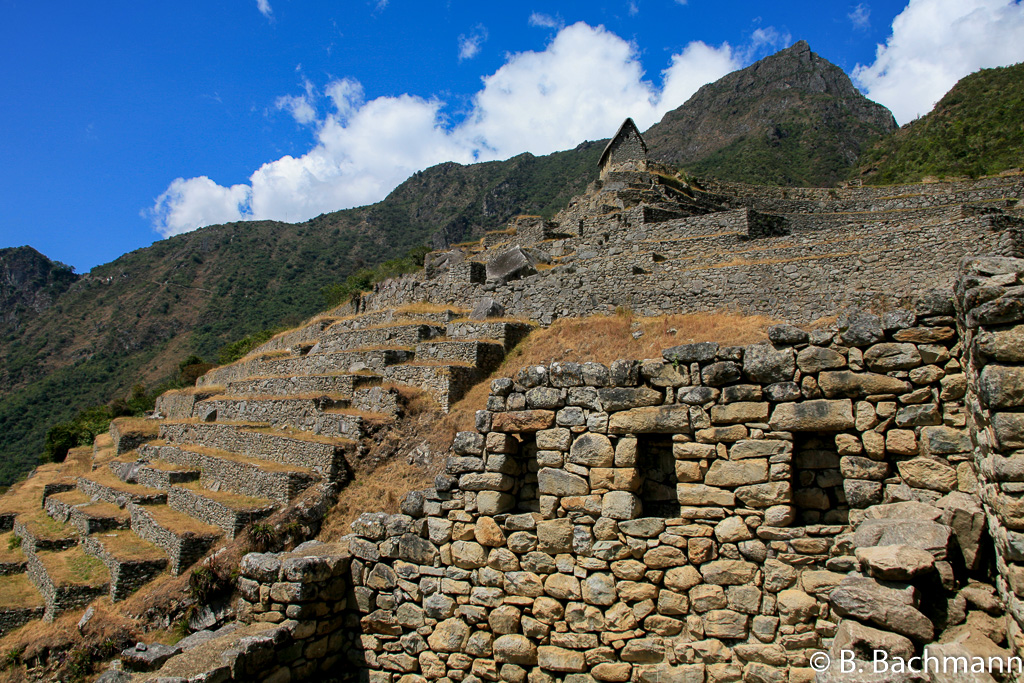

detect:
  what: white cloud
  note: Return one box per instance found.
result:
[275,94,317,125]
[853,0,1024,124]
[256,0,272,18]
[849,3,871,28]
[741,26,792,62]
[275,78,317,125]
[150,22,741,236]
[458,26,488,62]
[150,177,250,237]
[528,12,561,29]
[629,1,640,17]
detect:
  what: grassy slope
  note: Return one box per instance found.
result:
[859,63,1024,184]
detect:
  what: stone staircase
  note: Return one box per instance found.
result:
[0,304,532,634]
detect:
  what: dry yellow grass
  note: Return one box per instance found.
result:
[449,310,778,431]
[111,417,160,438]
[394,302,470,316]
[92,530,166,562]
[0,574,43,611]
[139,505,221,538]
[40,548,107,586]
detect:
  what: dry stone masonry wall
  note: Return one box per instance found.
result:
[153,258,1024,683]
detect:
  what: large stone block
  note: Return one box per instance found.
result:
[743,344,795,384]
[705,459,769,488]
[818,372,911,399]
[863,343,922,372]
[537,468,589,497]
[598,387,663,412]
[486,246,539,284]
[563,433,613,468]
[608,405,690,434]
[769,399,854,431]
[491,410,555,432]
[710,402,769,425]
[677,484,735,507]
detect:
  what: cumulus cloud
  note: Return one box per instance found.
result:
[150,22,740,237]
[150,177,250,235]
[458,26,488,61]
[849,3,871,28]
[853,0,1024,124]
[256,0,272,18]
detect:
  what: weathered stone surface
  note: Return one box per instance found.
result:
[855,544,934,580]
[486,246,538,284]
[705,459,768,488]
[537,519,573,553]
[538,468,589,496]
[863,343,922,371]
[730,440,791,460]
[979,364,1024,410]
[894,404,942,427]
[768,324,808,346]
[976,326,1024,361]
[769,399,854,431]
[710,402,769,425]
[829,577,933,641]
[470,297,505,320]
[818,371,911,398]
[493,635,538,665]
[537,646,586,672]
[702,609,748,639]
[427,618,471,652]
[702,362,742,387]
[743,344,795,384]
[841,456,888,480]
[796,346,847,374]
[602,491,642,520]
[568,433,615,466]
[892,326,955,343]
[830,619,915,661]
[852,519,950,559]
[701,560,757,585]
[920,426,971,455]
[663,342,718,364]
[608,405,690,434]
[598,387,663,412]
[491,410,555,432]
[676,484,735,507]
[844,479,883,508]
[838,310,883,347]
[897,457,958,492]
[735,482,792,508]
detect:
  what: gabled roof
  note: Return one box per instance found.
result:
[598,117,648,168]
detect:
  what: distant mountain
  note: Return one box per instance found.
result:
[0,144,602,483]
[643,40,897,186]
[857,62,1024,184]
[0,246,78,333]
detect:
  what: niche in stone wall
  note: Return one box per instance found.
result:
[637,435,681,517]
[515,436,540,513]
[792,432,847,525]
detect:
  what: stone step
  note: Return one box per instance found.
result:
[128,503,222,576]
[0,573,45,634]
[320,306,466,332]
[159,421,353,479]
[13,510,78,553]
[445,320,533,351]
[226,372,380,398]
[44,490,131,535]
[414,339,505,373]
[77,468,168,507]
[108,458,202,491]
[167,484,276,540]
[0,531,27,575]
[255,348,413,377]
[81,529,168,601]
[382,363,484,412]
[318,322,445,353]
[26,546,110,621]
[193,394,348,431]
[138,443,317,504]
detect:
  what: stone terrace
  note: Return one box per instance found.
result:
[360,171,1024,325]
[136,256,1024,682]
[0,303,530,632]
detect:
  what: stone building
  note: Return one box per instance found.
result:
[598,118,648,179]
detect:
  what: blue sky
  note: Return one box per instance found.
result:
[1,0,1023,272]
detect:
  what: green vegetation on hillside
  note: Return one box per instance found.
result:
[860,63,1024,184]
[0,143,602,485]
[320,244,431,308]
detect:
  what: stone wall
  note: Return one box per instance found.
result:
[234,542,352,681]
[955,256,1024,656]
